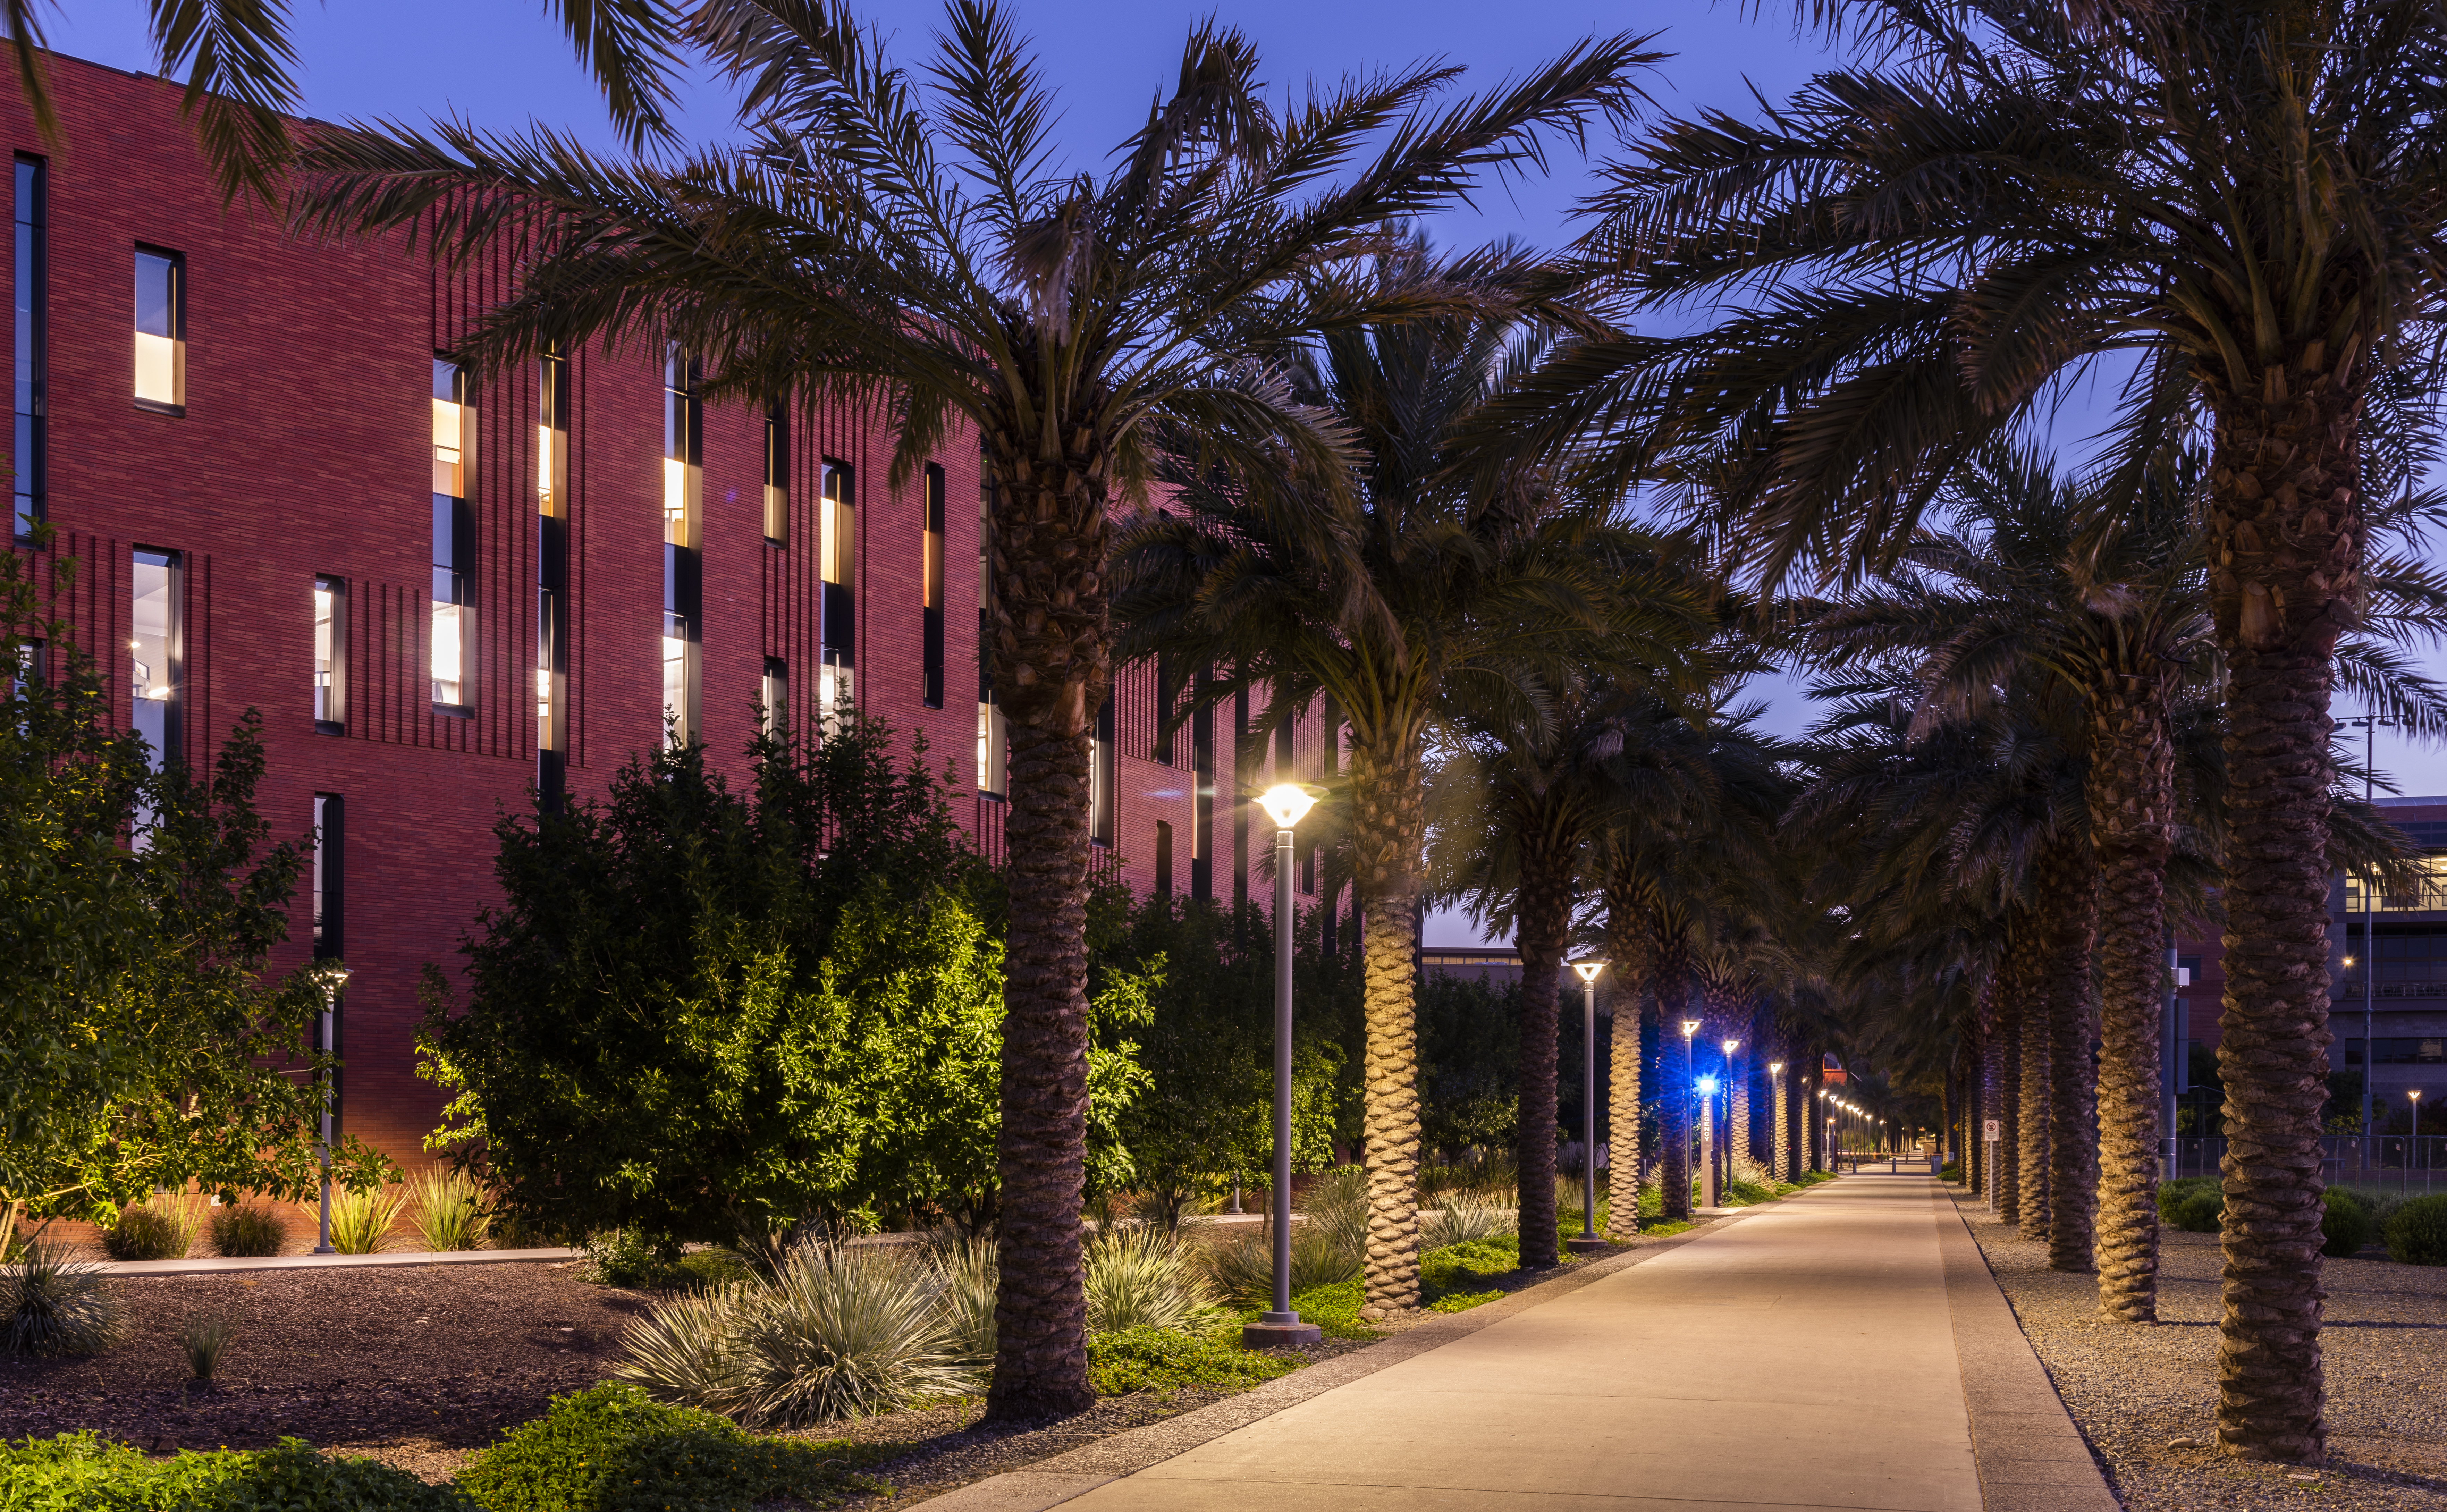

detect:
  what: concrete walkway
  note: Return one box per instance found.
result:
[941,1175,2115,1512]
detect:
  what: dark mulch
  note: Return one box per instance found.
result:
[0,1261,645,1461]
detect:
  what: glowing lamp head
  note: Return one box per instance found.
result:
[318,963,353,992]
[1723,1038,1739,1056]
[1681,1019,1702,1040]
[1695,1074,1719,1096]
[2345,955,2357,966]
[2414,1089,2426,1103]
[1257,784,1317,830]
[1571,960,1604,983]
[1770,1061,1784,1075]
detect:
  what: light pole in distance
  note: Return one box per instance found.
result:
[1569,961,1607,1253]
[312,962,352,1256]
[1696,1074,1720,1209]
[1721,1037,1741,1189]
[1244,784,1323,1349]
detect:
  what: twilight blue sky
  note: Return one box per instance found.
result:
[41,1,2447,942]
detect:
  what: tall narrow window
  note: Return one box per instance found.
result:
[1190,674,1213,902]
[762,657,788,738]
[1092,692,1115,845]
[537,349,569,803]
[431,359,473,709]
[922,463,945,708]
[313,575,346,733]
[977,690,1006,796]
[662,352,701,745]
[311,794,344,961]
[763,403,788,545]
[819,458,854,715]
[132,548,180,769]
[13,157,44,538]
[978,469,1000,793]
[1155,820,1174,899]
[133,247,183,412]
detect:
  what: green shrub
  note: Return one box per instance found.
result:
[314,1186,406,1255]
[2383,1193,2447,1265]
[1085,1226,1230,1335]
[455,1384,884,1512]
[1087,1327,1298,1395]
[0,1431,474,1510]
[208,1203,287,1258]
[1939,1162,1963,1182]
[582,1228,683,1288]
[101,1199,199,1262]
[2155,1177,2223,1233]
[407,1168,490,1252]
[1418,1192,1510,1249]
[1198,1222,1357,1306]
[2320,1188,2377,1259]
[0,1241,122,1357]
[2155,1177,2217,1225]
[1297,1167,1372,1268]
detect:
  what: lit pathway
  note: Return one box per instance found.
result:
[1021,1176,2070,1512]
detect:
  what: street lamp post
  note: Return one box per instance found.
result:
[1769,1061,1786,1184]
[1569,962,1606,1253]
[312,962,352,1256]
[1678,1019,1701,1216]
[1697,1074,1720,1209]
[2413,1089,2425,1189]
[1722,1038,1741,1191]
[1245,785,1323,1349]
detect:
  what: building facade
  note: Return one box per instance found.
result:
[9,53,1340,1171]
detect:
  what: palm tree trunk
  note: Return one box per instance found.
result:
[1771,1037,1790,1185]
[1993,973,2020,1227]
[2205,357,2359,1464]
[2041,836,2100,1272]
[1602,866,1651,1240]
[1349,738,1425,1317]
[2015,915,2052,1243]
[2090,675,2176,1320]
[1729,1036,1751,1180]
[1654,922,1694,1219]
[979,439,1112,1421]
[1514,846,1574,1269]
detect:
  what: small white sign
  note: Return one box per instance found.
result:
[1983,1120,2001,1141]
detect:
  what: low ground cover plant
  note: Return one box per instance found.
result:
[0,1241,121,1357]
[456,1384,886,1512]
[208,1202,287,1258]
[1087,1326,1299,1395]
[0,1431,475,1510]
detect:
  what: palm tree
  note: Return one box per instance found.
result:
[1545,0,2447,1461]
[296,1,1656,1414]
[1117,247,1690,1308]
[5,0,681,201]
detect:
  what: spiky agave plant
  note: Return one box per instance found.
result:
[0,1242,123,1358]
[1082,1226,1230,1336]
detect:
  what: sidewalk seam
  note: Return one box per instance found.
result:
[1934,1186,2120,1511]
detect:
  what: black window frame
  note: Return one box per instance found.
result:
[314,574,347,735]
[132,244,185,416]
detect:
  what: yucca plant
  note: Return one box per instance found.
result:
[1,1241,123,1357]
[1083,1226,1230,1336]
[100,1197,201,1262]
[407,1168,490,1252]
[615,1285,752,1410]
[1197,1223,1361,1309]
[1296,1168,1372,1275]
[312,1186,406,1255]
[1420,1192,1512,1251]
[178,1312,234,1380]
[933,1238,998,1366]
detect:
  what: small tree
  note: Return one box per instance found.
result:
[0,544,391,1249]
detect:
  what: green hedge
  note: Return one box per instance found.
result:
[0,1433,473,1511]
[2384,1193,2447,1266]
[454,1385,883,1512]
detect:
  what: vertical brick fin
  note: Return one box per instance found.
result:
[975,792,1006,869]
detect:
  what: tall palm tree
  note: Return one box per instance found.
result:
[1117,247,1688,1309]
[1542,0,2447,1459]
[296,1,1657,1414]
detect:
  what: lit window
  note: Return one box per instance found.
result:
[311,793,343,960]
[132,548,179,768]
[133,248,182,411]
[536,350,568,778]
[819,459,854,716]
[313,575,346,732]
[977,691,1006,797]
[662,613,691,746]
[431,359,473,709]
[662,353,700,744]
[763,403,788,545]
[1092,693,1114,844]
[922,463,944,708]
[762,657,788,739]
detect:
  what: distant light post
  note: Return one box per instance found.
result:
[312,962,352,1256]
[1680,1019,1702,1209]
[1696,1074,1721,1209]
[1721,1038,1740,1190]
[1569,961,1606,1252]
[2414,1089,2425,1183]
[1243,785,1322,1349]
[1769,1061,1786,1182]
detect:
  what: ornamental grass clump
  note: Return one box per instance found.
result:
[1196,1223,1358,1308]
[1083,1225,1229,1336]
[407,1168,490,1252]
[319,1185,406,1255]
[1418,1192,1510,1250]
[178,1312,234,1380]
[100,1198,200,1261]
[208,1202,287,1258]
[0,1242,123,1358]
[934,1238,997,1366]
[615,1243,977,1426]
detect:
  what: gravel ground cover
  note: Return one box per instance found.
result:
[1953,1188,2447,1509]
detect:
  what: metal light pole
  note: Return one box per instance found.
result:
[312,963,352,1256]
[1569,962,1606,1252]
[1769,1061,1787,1184]
[1680,1018,1701,1205]
[1245,784,1322,1349]
[1697,1074,1720,1209]
[1721,1038,1740,1191]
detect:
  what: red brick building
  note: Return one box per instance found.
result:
[10,52,1337,1169]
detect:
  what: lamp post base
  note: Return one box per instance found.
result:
[1565,1234,1611,1254]
[1242,1315,1322,1349]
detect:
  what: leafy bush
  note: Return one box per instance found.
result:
[408,1168,490,1252]
[2156,1177,2224,1233]
[2323,1188,2378,1258]
[615,1243,976,1426]
[101,1198,199,1261]
[1,1241,122,1357]
[582,1228,683,1288]
[1428,1288,1504,1314]
[208,1202,288,1258]
[179,1313,234,1380]
[1939,1162,1963,1182]
[1420,1236,1517,1299]
[1084,1226,1230,1335]
[1086,1327,1298,1395]
[2384,1193,2447,1265]
[0,1431,475,1510]
[454,1384,884,1512]
[317,1185,406,1255]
